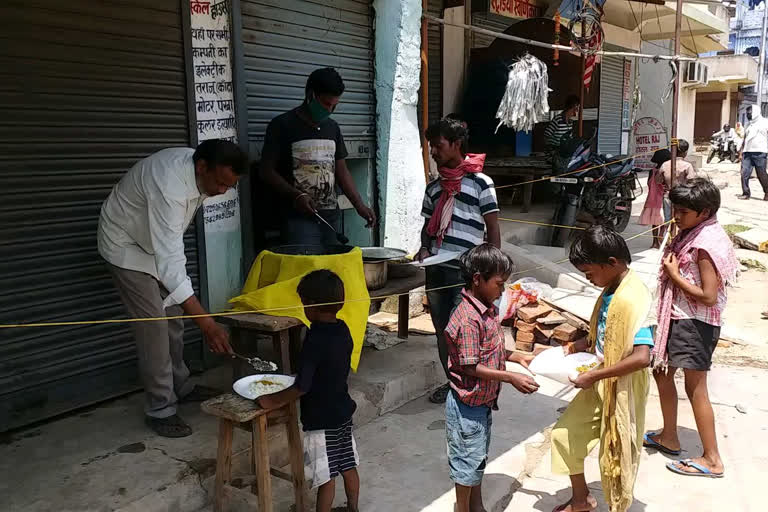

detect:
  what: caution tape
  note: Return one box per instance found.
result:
[0,223,670,330]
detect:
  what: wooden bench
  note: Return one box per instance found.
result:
[202,393,306,512]
[218,266,426,381]
[484,156,551,213]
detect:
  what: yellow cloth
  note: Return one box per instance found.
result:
[550,270,651,512]
[228,248,370,371]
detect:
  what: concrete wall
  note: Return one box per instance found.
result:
[190,1,242,314]
[373,0,427,253]
[443,6,465,115]
[679,86,697,146]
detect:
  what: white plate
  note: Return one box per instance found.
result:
[233,374,296,400]
[409,250,463,267]
[528,349,599,385]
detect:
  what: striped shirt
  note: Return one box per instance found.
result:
[544,113,573,152]
[421,173,499,257]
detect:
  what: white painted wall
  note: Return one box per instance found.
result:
[373,0,426,253]
[635,40,674,136]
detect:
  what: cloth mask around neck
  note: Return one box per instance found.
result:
[308,97,332,123]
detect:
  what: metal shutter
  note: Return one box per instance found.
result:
[471,11,515,48]
[239,0,375,157]
[428,0,444,124]
[598,56,624,155]
[0,0,201,431]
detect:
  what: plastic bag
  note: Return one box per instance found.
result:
[528,349,600,385]
[500,278,554,321]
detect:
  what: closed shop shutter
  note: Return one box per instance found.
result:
[471,11,515,48]
[428,0,444,124]
[239,0,375,158]
[0,0,200,431]
[598,56,624,155]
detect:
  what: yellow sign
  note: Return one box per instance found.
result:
[490,0,544,20]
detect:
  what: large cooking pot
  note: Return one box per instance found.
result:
[268,245,407,291]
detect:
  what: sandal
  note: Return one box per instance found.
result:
[180,385,222,403]
[146,414,193,438]
[643,431,681,456]
[666,459,724,478]
[429,383,451,404]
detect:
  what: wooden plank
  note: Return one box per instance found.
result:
[214,419,234,512]
[485,156,550,168]
[254,415,274,512]
[397,293,409,340]
[273,329,291,374]
[370,267,425,300]
[217,312,304,331]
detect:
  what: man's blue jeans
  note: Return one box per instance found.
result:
[740,152,768,197]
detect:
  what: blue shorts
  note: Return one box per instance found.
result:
[445,390,492,487]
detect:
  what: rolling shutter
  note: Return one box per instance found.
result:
[598,56,624,155]
[239,0,375,158]
[0,0,201,431]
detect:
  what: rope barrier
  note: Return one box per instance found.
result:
[0,223,671,330]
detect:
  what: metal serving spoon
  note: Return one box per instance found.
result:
[231,353,277,372]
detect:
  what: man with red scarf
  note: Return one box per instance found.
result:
[417,117,501,404]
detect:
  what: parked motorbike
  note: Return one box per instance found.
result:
[550,138,642,247]
[707,134,738,163]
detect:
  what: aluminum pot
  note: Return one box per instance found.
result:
[363,260,388,290]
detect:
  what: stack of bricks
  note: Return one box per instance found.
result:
[513,301,588,353]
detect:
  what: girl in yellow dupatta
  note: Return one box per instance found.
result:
[550,226,652,512]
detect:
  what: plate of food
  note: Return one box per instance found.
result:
[528,349,600,385]
[233,374,295,400]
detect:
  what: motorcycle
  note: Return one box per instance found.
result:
[707,134,738,163]
[550,138,642,247]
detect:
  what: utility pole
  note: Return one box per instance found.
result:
[757,1,768,112]
[670,0,684,187]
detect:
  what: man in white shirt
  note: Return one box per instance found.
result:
[738,104,768,200]
[98,139,247,437]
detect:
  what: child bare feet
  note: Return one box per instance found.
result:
[552,495,598,512]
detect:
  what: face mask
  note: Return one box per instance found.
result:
[308,97,332,123]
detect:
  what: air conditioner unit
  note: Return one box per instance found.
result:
[684,61,709,85]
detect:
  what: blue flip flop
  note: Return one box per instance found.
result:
[666,459,724,478]
[643,431,681,456]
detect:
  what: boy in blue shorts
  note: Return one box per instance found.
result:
[444,243,539,512]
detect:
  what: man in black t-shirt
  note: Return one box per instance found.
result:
[258,68,376,246]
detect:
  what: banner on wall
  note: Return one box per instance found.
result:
[632,117,668,170]
[190,0,240,234]
[490,0,544,20]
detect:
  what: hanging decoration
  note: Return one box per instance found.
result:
[495,53,551,133]
[569,2,604,90]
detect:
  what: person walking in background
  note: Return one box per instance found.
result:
[258,67,376,246]
[645,178,738,479]
[98,139,248,437]
[639,149,671,249]
[737,104,768,200]
[417,117,501,404]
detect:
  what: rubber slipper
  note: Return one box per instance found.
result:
[643,432,681,456]
[666,459,724,478]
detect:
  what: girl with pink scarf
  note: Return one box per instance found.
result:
[644,178,738,479]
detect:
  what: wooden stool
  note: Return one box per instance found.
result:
[202,393,306,512]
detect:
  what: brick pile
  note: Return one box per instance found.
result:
[512,300,588,353]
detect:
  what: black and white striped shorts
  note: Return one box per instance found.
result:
[303,419,359,488]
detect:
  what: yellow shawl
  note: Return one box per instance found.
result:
[587,270,651,512]
[229,248,370,371]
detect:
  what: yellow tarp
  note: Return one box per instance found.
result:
[229,248,370,371]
